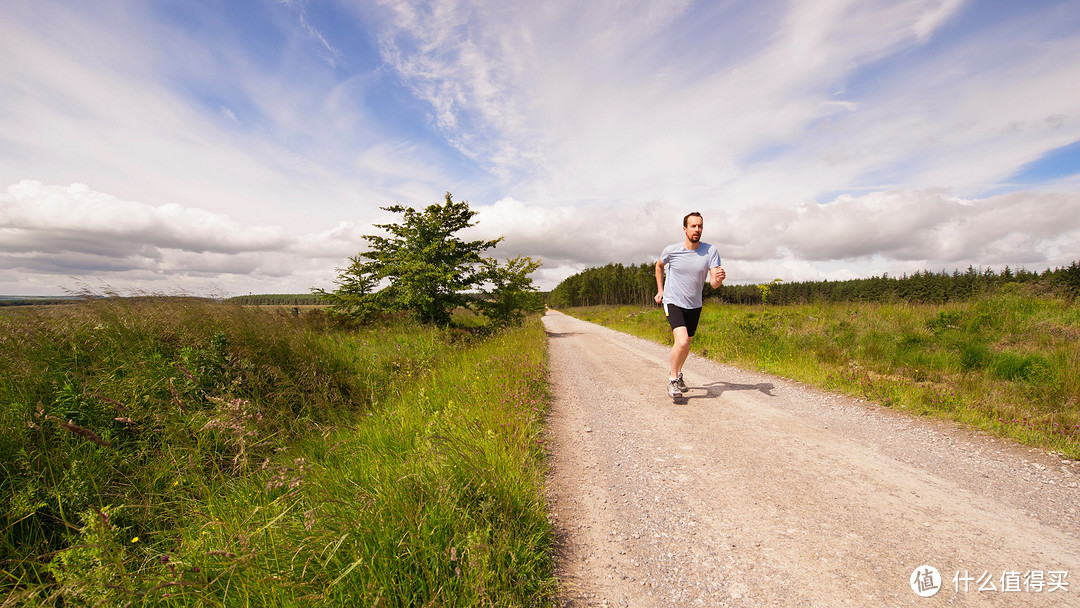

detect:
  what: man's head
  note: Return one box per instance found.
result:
[683,212,703,244]
[682,212,702,228]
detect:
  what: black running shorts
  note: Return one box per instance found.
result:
[664,303,702,337]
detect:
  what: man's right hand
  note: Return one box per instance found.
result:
[654,290,663,304]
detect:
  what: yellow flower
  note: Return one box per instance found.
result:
[131,536,140,543]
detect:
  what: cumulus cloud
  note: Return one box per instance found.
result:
[465,189,1080,288]
[753,190,1080,266]
[2,181,288,254]
[291,221,376,259]
[0,180,361,294]
[3,181,1077,296]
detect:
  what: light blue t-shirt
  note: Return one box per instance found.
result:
[659,242,721,309]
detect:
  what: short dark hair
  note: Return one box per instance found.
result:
[683,211,702,227]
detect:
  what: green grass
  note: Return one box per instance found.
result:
[565,285,1080,459]
[1,297,556,606]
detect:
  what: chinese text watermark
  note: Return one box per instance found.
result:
[952,569,1069,593]
[911,566,1069,597]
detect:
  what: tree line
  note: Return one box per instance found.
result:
[226,294,325,306]
[546,260,1080,308]
[0,296,79,307]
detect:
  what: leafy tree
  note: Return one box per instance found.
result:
[322,193,505,326]
[312,256,380,323]
[476,256,546,327]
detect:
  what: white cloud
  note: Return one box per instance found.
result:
[466,197,677,267]
[371,0,985,209]
[291,221,375,259]
[3,181,1077,296]
[760,190,1080,264]
[913,0,968,41]
[466,189,1080,289]
[0,180,354,295]
[368,0,1080,222]
[2,181,288,254]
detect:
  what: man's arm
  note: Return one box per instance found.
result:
[654,259,666,304]
[709,266,726,289]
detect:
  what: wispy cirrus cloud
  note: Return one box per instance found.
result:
[371,0,990,206]
[0,0,456,229]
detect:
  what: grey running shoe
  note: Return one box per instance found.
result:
[676,372,689,393]
[668,379,680,398]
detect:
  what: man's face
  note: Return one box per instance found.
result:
[684,215,703,243]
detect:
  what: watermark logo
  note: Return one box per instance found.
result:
[911,565,942,597]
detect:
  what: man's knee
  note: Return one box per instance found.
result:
[673,332,692,350]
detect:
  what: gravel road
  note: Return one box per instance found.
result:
[542,310,1080,607]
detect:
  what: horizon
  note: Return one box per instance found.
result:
[4,256,1075,300]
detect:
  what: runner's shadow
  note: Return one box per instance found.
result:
[675,380,777,403]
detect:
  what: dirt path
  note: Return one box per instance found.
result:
[542,310,1080,607]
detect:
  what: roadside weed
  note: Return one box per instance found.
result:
[0,298,555,606]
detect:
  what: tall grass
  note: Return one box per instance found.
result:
[1,297,555,606]
[568,285,1080,459]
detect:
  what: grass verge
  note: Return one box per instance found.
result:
[1,297,556,606]
[564,285,1080,459]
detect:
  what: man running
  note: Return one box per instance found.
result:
[654,212,725,397]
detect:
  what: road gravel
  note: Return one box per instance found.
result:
[542,310,1080,607]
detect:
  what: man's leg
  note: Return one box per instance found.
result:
[670,326,692,379]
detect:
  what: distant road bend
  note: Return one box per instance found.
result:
[542,310,1080,607]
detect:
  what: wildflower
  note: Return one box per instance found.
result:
[131,536,140,543]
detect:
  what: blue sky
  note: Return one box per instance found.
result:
[2,0,1079,296]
